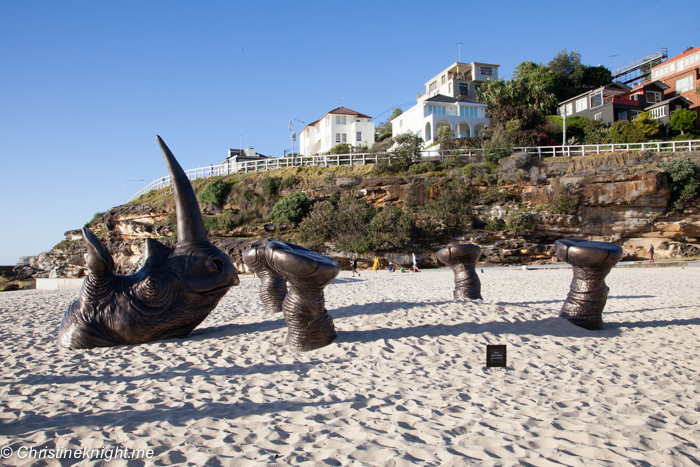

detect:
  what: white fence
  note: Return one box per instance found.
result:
[127,139,700,202]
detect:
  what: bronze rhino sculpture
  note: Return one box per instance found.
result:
[56,136,239,349]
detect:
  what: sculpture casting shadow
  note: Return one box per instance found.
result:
[56,136,239,350]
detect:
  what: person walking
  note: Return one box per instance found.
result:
[649,245,655,263]
[372,256,380,273]
[350,255,360,277]
[411,252,419,272]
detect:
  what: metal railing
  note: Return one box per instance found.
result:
[127,139,700,202]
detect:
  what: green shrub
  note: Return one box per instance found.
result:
[333,196,375,251]
[408,161,440,175]
[260,177,280,197]
[670,108,698,135]
[281,175,299,190]
[272,192,311,224]
[198,179,227,206]
[84,212,104,228]
[660,158,700,210]
[368,206,411,250]
[547,182,580,215]
[632,111,660,140]
[484,218,506,231]
[298,200,335,248]
[607,120,645,144]
[329,143,352,155]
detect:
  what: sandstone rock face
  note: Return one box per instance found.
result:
[24,151,700,278]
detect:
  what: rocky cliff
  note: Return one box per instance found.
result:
[16,150,700,281]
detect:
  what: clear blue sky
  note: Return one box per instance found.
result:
[1,0,697,265]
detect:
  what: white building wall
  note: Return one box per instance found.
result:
[300,114,374,155]
[392,102,489,142]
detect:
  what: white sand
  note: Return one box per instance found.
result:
[1,267,699,466]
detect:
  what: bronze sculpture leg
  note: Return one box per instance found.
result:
[242,246,287,314]
[556,239,623,330]
[264,241,340,351]
[437,244,483,300]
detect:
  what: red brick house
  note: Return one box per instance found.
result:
[651,47,700,128]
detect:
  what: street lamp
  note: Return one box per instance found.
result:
[289,119,305,161]
[124,179,143,204]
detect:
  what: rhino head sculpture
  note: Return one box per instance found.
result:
[56,136,239,350]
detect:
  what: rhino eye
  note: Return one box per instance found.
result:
[206,256,224,273]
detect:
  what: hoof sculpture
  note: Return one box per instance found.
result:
[265,241,339,351]
[437,244,483,300]
[57,136,240,350]
[242,245,287,314]
[556,238,623,330]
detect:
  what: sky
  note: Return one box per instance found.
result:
[1,0,698,265]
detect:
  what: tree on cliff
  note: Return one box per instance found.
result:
[374,108,403,142]
[670,109,698,135]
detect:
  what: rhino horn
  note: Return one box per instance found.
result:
[156,136,208,243]
[82,228,114,277]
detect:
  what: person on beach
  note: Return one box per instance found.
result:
[388,262,395,273]
[372,256,380,273]
[350,255,360,277]
[411,252,420,272]
[649,245,654,263]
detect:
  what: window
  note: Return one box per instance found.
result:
[670,62,675,72]
[441,74,445,84]
[676,75,693,93]
[400,119,403,127]
[646,91,661,103]
[335,115,346,125]
[480,67,492,76]
[427,105,446,115]
[594,113,602,121]
[356,131,361,142]
[677,59,684,72]
[575,98,587,112]
[565,103,573,116]
[649,107,666,119]
[631,110,640,118]
[448,83,452,94]
[618,110,627,121]
[341,133,346,143]
[316,124,320,134]
[629,94,638,101]
[590,91,602,108]
[429,81,437,92]
[459,83,469,96]
[336,133,341,143]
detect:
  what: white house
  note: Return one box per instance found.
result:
[392,61,497,142]
[299,107,375,155]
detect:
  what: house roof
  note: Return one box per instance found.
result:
[424,95,485,105]
[629,80,671,92]
[644,95,693,110]
[559,82,631,105]
[300,107,372,133]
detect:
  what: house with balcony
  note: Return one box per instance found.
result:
[392,61,496,142]
[298,107,374,156]
[650,47,700,128]
[558,81,672,125]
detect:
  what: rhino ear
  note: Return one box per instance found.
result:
[82,228,114,277]
[142,238,172,267]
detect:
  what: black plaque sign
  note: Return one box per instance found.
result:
[486,345,507,368]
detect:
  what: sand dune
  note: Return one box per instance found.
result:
[1,267,699,466]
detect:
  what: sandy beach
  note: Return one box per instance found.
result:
[1,266,699,466]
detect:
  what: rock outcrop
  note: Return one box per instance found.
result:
[19,150,700,278]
